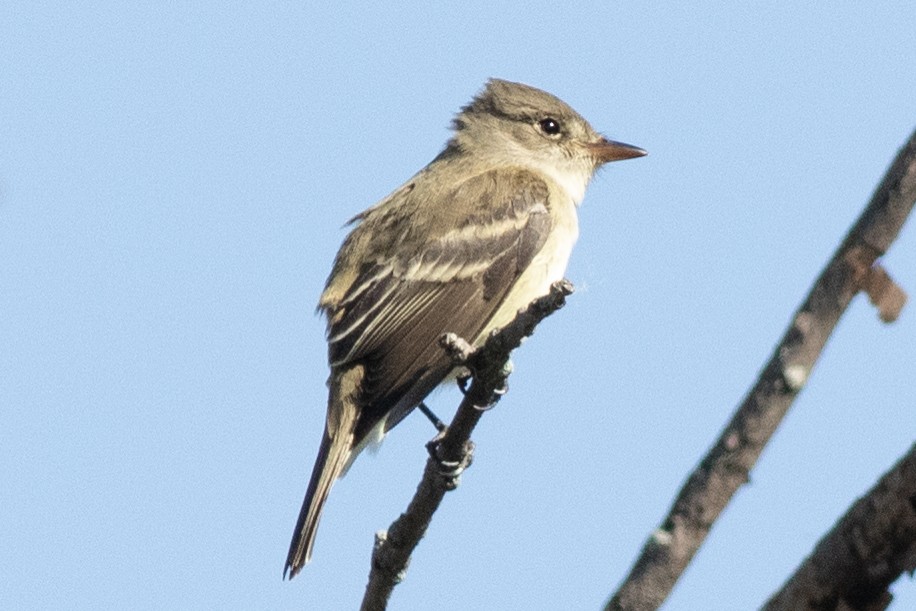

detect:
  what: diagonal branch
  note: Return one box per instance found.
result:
[360,279,575,611]
[607,129,916,611]
[762,442,916,611]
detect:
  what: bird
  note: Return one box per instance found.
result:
[285,78,645,577]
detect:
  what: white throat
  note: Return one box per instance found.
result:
[520,157,592,205]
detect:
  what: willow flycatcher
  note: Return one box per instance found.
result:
[285,78,645,577]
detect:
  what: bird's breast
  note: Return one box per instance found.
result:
[475,194,579,343]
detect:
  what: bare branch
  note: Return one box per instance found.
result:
[762,443,916,611]
[360,280,574,611]
[607,129,916,611]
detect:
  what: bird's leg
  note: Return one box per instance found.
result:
[417,401,446,433]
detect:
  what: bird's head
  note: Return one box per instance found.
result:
[450,79,645,202]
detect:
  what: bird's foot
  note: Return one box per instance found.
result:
[426,435,475,490]
[477,376,508,411]
[456,357,511,409]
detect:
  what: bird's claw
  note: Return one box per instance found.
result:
[426,436,475,489]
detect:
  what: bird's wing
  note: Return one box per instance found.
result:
[322,168,554,439]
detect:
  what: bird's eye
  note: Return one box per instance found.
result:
[538,118,562,136]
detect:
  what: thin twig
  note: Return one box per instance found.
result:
[360,280,574,611]
[607,129,916,611]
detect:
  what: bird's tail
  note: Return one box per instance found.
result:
[284,367,362,579]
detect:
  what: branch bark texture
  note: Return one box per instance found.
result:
[763,443,916,611]
[607,129,916,611]
[360,280,574,611]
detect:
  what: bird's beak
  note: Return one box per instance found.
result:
[587,138,647,164]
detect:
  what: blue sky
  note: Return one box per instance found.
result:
[2,3,914,610]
